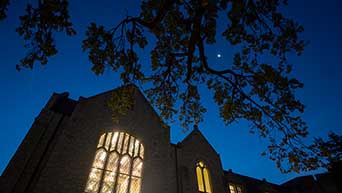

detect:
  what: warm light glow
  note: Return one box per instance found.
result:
[99,152,106,161]
[110,132,119,151]
[116,174,129,193]
[128,137,134,156]
[203,168,211,193]
[120,156,131,174]
[117,132,124,153]
[139,144,144,159]
[196,166,205,192]
[130,177,141,193]
[229,183,243,193]
[196,161,212,193]
[105,132,112,150]
[236,186,242,193]
[134,140,140,157]
[85,168,102,193]
[229,184,236,193]
[97,133,105,148]
[93,150,107,169]
[123,133,130,153]
[106,153,119,171]
[85,131,144,193]
[132,159,143,177]
[101,171,115,193]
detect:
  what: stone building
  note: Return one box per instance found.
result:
[0,85,339,193]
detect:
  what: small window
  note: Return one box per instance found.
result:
[229,183,243,193]
[196,161,212,193]
[236,186,242,193]
[85,131,144,193]
[229,184,236,193]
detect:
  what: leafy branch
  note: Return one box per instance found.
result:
[5,0,341,173]
[0,0,10,20]
[15,0,76,70]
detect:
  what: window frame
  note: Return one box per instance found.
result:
[84,131,144,193]
[228,183,244,193]
[196,161,213,193]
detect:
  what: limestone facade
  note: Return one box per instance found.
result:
[0,86,339,193]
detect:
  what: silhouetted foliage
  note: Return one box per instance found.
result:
[15,0,76,70]
[0,0,10,20]
[3,0,341,173]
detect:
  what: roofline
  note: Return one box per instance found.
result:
[178,126,220,156]
[224,170,280,186]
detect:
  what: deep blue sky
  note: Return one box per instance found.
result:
[1,0,341,184]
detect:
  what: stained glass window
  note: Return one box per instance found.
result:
[196,161,212,193]
[85,131,144,193]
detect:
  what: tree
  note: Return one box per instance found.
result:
[1,0,341,173]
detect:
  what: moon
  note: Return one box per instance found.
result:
[217,54,222,58]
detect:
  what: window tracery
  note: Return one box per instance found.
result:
[85,131,144,193]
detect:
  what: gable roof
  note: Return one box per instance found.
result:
[178,125,219,156]
[83,84,170,130]
[85,84,137,100]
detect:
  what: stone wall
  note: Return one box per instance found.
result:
[1,93,73,193]
[1,86,177,193]
[1,86,339,193]
[176,128,226,193]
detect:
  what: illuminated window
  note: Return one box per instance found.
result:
[85,131,144,193]
[236,186,242,193]
[229,183,243,193]
[196,161,212,193]
[229,184,236,193]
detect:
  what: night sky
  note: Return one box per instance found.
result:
[1,0,342,184]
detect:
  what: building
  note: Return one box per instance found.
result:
[0,85,339,193]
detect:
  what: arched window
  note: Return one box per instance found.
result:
[196,161,212,193]
[85,131,144,193]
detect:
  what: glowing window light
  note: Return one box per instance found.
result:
[196,166,205,192]
[229,184,236,193]
[196,161,213,193]
[85,131,144,193]
[229,183,244,193]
